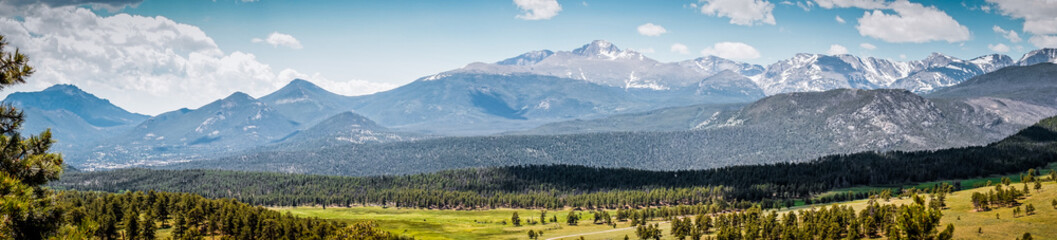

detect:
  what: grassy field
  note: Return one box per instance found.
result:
[273,206,650,240]
[276,180,1057,240]
[821,180,1057,239]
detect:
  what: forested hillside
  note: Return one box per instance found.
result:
[55,115,1057,209]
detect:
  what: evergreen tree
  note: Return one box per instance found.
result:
[512,212,521,226]
[566,211,579,226]
[124,208,141,240]
[139,212,157,240]
[0,33,65,240]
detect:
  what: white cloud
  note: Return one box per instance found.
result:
[988,43,1011,53]
[0,4,391,115]
[814,0,886,9]
[987,0,1057,35]
[251,32,303,49]
[698,0,776,26]
[835,15,845,23]
[899,54,907,59]
[700,42,761,60]
[1029,35,1057,48]
[987,0,1057,48]
[826,44,848,55]
[636,23,667,36]
[992,25,1022,43]
[0,0,142,13]
[513,0,562,20]
[670,43,690,54]
[780,1,813,11]
[859,42,876,50]
[855,1,970,43]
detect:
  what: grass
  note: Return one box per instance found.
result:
[277,180,1057,239]
[273,207,642,240]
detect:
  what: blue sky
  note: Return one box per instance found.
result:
[118,0,1026,81]
[0,0,1052,114]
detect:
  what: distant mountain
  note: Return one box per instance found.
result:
[180,85,1047,176]
[694,70,765,98]
[697,89,1005,149]
[927,63,1057,127]
[512,103,744,135]
[2,85,149,150]
[1017,49,1057,66]
[759,52,1010,94]
[30,41,1057,170]
[346,72,762,135]
[74,92,299,168]
[259,79,353,128]
[451,40,752,91]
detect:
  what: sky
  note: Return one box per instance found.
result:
[0,0,1054,115]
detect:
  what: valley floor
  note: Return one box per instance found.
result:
[275,181,1057,240]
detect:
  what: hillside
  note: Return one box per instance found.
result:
[72,92,300,169]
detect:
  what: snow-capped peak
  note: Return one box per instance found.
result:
[572,40,636,60]
[497,50,554,66]
[1018,48,1057,66]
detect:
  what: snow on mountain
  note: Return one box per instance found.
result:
[497,50,554,66]
[74,92,299,168]
[677,56,765,79]
[1018,48,1057,66]
[758,52,1025,95]
[447,40,1057,97]
[451,40,729,90]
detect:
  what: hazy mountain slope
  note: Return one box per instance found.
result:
[346,72,762,135]
[2,85,149,150]
[279,111,416,147]
[928,63,1057,106]
[927,63,1057,130]
[513,103,744,135]
[72,92,299,169]
[699,89,998,149]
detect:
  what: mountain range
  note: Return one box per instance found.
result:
[168,63,1057,176]
[5,40,1057,170]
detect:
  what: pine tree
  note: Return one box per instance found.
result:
[566,211,579,226]
[139,212,157,240]
[512,212,521,226]
[0,33,65,240]
[124,208,141,240]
